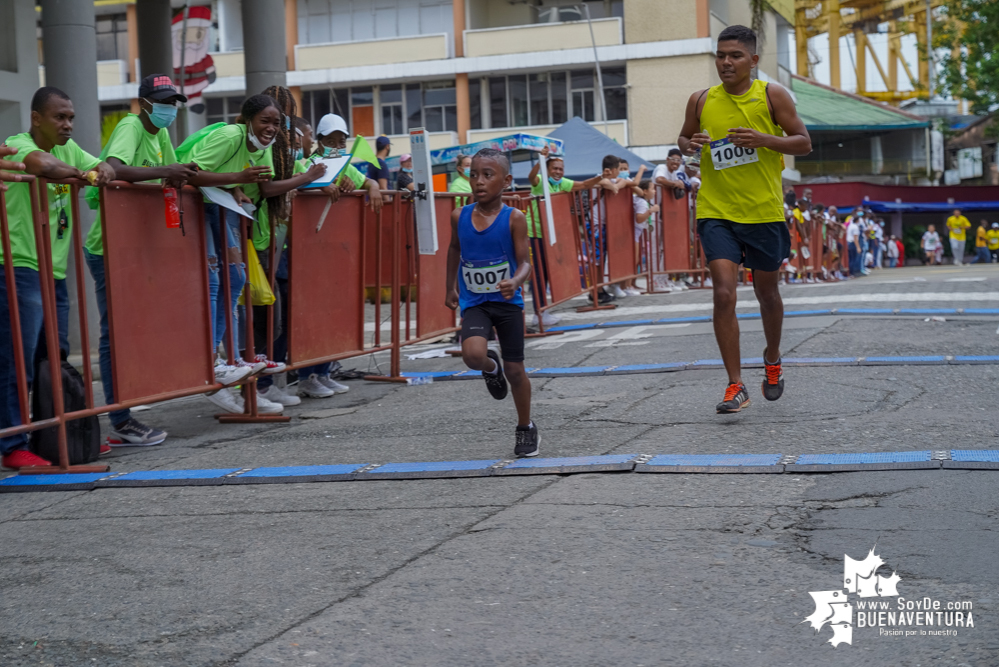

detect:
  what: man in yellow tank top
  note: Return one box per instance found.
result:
[678,25,812,414]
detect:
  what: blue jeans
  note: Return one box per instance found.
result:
[848,245,861,276]
[971,247,991,264]
[204,204,246,356]
[84,249,129,426]
[1,267,69,454]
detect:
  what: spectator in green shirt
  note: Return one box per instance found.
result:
[82,74,202,447]
[1,86,114,470]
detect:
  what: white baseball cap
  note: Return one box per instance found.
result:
[316,113,349,138]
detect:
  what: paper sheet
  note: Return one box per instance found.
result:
[201,186,256,218]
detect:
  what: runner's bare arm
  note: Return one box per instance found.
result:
[444,207,462,310]
[677,90,711,157]
[727,84,811,156]
[498,208,532,301]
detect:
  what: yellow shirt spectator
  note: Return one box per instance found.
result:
[976,225,988,248]
[946,214,971,240]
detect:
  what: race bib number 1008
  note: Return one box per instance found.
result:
[710,137,759,171]
[461,257,510,294]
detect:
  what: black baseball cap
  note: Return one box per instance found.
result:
[376,135,392,149]
[138,74,188,103]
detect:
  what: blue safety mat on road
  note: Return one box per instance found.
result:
[963,308,999,315]
[504,454,636,469]
[782,357,858,364]
[836,308,895,314]
[736,313,762,319]
[644,454,783,467]
[953,355,999,362]
[0,473,111,487]
[236,464,368,478]
[597,319,656,327]
[548,323,597,331]
[950,450,999,462]
[785,309,835,317]
[896,308,958,315]
[401,371,461,378]
[608,362,689,372]
[369,460,501,473]
[864,356,946,363]
[9,448,999,492]
[532,366,612,375]
[795,451,931,465]
[656,316,712,324]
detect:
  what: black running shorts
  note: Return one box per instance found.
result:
[460,301,525,362]
[697,218,791,272]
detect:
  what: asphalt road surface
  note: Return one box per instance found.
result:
[2,264,998,666]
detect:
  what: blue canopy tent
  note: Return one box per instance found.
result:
[866,200,999,214]
[511,117,654,185]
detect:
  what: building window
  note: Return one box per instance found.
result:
[536,0,623,23]
[571,70,596,122]
[422,81,456,133]
[551,72,568,125]
[206,96,244,125]
[469,78,482,130]
[297,0,453,45]
[489,77,507,129]
[380,85,404,135]
[96,13,129,61]
[602,67,627,122]
[483,67,626,129]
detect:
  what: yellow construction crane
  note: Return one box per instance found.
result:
[795,0,945,103]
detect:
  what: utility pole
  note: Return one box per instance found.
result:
[580,3,609,136]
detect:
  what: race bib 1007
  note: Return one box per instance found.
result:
[461,256,510,294]
[710,137,759,170]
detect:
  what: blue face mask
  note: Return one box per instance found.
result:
[619,170,630,179]
[147,102,178,129]
[463,167,470,178]
[294,148,304,160]
[402,167,413,173]
[321,145,340,158]
[548,176,562,189]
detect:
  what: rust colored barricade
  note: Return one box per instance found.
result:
[531,192,587,309]
[100,183,215,402]
[286,191,369,368]
[644,186,706,292]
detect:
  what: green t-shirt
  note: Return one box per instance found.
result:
[84,114,177,256]
[449,174,472,194]
[2,133,101,279]
[188,124,273,205]
[526,177,574,238]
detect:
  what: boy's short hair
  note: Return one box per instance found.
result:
[602,155,621,171]
[619,158,629,165]
[639,179,652,190]
[718,25,757,54]
[667,148,683,158]
[472,148,510,175]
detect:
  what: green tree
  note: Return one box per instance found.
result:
[935,0,999,114]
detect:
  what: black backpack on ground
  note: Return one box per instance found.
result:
[30,350,101,465]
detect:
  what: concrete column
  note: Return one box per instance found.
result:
[136,0,174,84]
[453,0,469,143]
[39,0,101,354]
[242,0,287,96]
[827,0,840,89]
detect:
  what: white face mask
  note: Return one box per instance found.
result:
[247,126,274,151]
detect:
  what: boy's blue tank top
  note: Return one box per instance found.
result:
[458,203,524,313]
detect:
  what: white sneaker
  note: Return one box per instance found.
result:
[541,311,561,326]
[317,375,350,394]
[254,394,284,415]
[205,388,244,414]
[703,278,713,288]
[214,361,253,387]
[624,287,642,296]
[259,384,301,407]
[235,358,267,376]
[610,285,628,298]
[300,374,336,398]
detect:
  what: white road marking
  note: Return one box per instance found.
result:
[555,291,999,321]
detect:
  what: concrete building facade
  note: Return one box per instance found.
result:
[68,0,794,162]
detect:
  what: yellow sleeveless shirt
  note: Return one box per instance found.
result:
[695,79,785,224]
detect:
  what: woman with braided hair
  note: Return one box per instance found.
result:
[186,93,327,415]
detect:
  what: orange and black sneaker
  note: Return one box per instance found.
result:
[716,382,750,414]
[761,351,784,401]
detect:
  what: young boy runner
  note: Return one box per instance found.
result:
[445,148,539,457]
[677,25,811,414]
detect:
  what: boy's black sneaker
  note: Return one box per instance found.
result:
[483,349,508,400]
[515,422,540,457]
[716,382,750,414]
[761,351,784,401]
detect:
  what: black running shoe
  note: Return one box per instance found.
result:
[761,351,784,401]
[483,349,508,400]
[515,422,540,457]
[716,382,750,414]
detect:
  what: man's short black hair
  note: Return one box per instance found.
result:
[718,25,757,54]
[667,148,683,158]
[472,148,509,175]
[31,86,71,114]
[602,154,621,171]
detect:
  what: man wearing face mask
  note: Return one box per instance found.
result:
[80,75,202,446]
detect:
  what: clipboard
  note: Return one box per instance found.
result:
[299,155,352,189]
